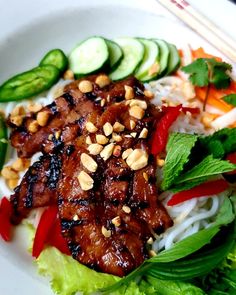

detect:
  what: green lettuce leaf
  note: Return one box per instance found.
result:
[161,133,198,191]
[147,276,206,295]
[36,247,153,295]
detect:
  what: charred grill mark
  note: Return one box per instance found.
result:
[68,242,81,259]
[51,134,64,153]
[24,161,42,208]
[133,86,144,96]
[45,155,62,189]
[62,93,75,107]
[66,145,75,156]
[85,92,98,100]
[61,219,83,230]
[47,101,58,115]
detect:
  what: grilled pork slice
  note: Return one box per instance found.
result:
[57,99,172,276]
[9,76,145,221]
[10,154,62,224]
[9,76,144,158]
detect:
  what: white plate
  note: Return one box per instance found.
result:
[0,1,233,295]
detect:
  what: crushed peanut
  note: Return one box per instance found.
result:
[77,171,94,191]
[106,94,111,102]
[126,149,148,170]
[95,75,111,88]
[78,80,93,93]
[124,85,134,100]
[81,153,98,172]
[27,102,43,113]
[101,226,111,238]
[143,172,149,182]
[147,237,154,245]
[122,205,131,214]
[100,98,106,107]
[129,120,136,130]
[111,216,121,227]
[85,136,92,145]
[112,133,122,142]
[96,134,109,145]
[88,143,103,155]
[144,90,154,99]
[55,130,61,140]
[28,120,39,133]
[10,115,23,126]
[85,122,98,133]
[129,99,147,110]
[73,214,79,221]
[37,111,50,127]
[156,158,165,167]
[149,250,157,257]
[63,69,74,80]
[130,132,137,138]
[113,122,125,132]
[122,148,133,160]
[48,134,53,141]
[100,143,114,161]
[1,166,19,180]
[129,105,145,120]
[113,145,121,157]
[11,105,25,117]
[12,158,30,172]
[103,122,113,136]
[7,178,19,190]
[139,128,148,139]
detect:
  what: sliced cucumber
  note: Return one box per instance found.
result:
[135,38,160,82]
[106,39,123,69]
[40,49,68,73]
[109,37,144,81]
[166,43,181,75]
[69,37,109,75]
[153,39,170,76]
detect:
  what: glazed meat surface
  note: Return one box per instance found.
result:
[9,76,144,158]
[10,75,173,276]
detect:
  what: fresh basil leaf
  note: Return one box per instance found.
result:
[146,276,206,295]
[150,197,234,263]
[146,222,235,280]
[161,133,198,191]
[174,155,236,185]
[222,94,236,107]
[200,128,236,158]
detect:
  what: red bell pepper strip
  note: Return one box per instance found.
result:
[0,197,13,242]
[167,179,229,206]
[151,104,182,155]
[32,206,70,258]
[162,105,200,115]
[32,206,58,258]
[47,218,70,255]
[225,152,236,175]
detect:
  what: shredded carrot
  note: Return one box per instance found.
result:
[178,49,183,58]
[191,47,222,61]
[195,86,233,113]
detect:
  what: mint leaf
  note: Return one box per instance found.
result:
[182,58,209,87]
[161,133,198,191]
[222,94,236,106]
[174,155,236,185]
